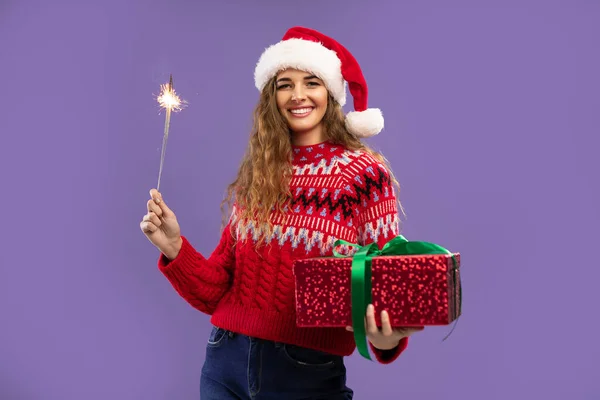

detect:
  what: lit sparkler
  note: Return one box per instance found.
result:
[156,74,185,191]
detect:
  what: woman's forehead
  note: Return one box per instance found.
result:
[277,68,322,80]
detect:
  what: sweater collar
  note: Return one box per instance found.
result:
[291,140,343,165]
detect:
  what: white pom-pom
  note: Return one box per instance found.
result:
[345,108,384,138]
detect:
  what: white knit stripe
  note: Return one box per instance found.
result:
[354,199,397,227]
[292,150,360,177]
[235,217,356,254]
[238,209,355,240]
[340,153,372,182]
[291,176,339,188]
[356,213,400,246]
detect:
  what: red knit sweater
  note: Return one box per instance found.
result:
[158,140,409,364]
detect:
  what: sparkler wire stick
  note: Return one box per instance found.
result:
[156,74,184,191]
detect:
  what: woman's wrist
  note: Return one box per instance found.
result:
[163,237,183,260]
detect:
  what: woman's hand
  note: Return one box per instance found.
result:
[140,189,183,260]
[346,304,424,351]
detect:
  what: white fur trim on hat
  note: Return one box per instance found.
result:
[254,38,347,106]
[345,108,385,138]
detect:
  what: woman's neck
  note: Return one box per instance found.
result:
[290,124,325,146]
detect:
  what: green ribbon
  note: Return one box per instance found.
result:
[332,235,460,361]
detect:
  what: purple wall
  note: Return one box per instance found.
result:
[1,0,598,399]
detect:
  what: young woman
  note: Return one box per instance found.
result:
[140,26,423,399]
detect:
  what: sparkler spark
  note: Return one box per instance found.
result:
[157,74,184,112]
[155,74,186,191]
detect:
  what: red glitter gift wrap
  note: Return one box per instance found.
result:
[292,253,461,328]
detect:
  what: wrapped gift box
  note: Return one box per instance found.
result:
[293,251,461,328]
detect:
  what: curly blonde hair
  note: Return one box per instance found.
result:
[221,75,403,241]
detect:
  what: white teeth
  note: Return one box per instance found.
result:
[290,108,312,114]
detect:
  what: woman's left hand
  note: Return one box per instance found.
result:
[346,304,424,350]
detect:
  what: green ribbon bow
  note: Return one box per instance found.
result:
[332,235,460,361]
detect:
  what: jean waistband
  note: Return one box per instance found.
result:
[216,327,290,348]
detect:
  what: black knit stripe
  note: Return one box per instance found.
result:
[289,165,391,219]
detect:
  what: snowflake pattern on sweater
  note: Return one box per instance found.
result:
[157,140,409,364]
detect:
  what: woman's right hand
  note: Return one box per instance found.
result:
[140,189,182,260]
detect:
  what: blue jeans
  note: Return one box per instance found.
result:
[200,325,354,399]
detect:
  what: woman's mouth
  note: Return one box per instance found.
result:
[288,107,314,118]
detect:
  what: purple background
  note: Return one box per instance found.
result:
[2,0,599,399]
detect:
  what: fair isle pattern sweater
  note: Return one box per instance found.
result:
[158,140,409,363]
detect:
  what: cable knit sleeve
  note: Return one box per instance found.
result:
[157,221,236,315]
[349,152,411,364]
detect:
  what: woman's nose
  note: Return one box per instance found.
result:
[291,87,306,102]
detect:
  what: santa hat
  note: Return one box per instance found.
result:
[254,26,384,138]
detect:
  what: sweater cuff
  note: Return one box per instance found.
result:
[369,337,409,364]
[158,236,203,277]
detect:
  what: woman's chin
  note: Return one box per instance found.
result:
[290,125,315,135]
[287,119,320,134]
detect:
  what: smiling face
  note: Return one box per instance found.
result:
[275,68,329,146]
